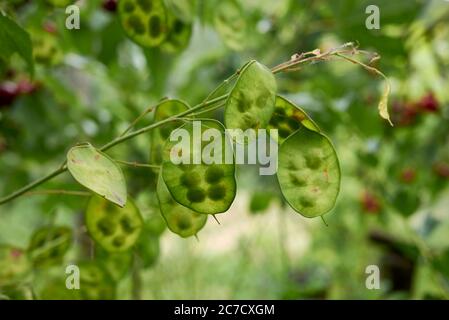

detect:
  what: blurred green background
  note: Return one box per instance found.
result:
[0,0,449,299]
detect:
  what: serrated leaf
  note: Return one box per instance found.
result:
[0,13,34,76]
[67,143,127,207]
[277,127,341,218]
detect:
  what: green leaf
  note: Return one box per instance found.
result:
[0,246,31,286]
[214,0,248,51]
[161,120,236,214]
[379,80,393,126]
[224,60,277,138]
[85,195,143,253]
[0,13,34,76]
[156,174,207,238]
[28,226,72,267]
[67,143,127,207]
[118,0,168,48]
[268,95,320,144]
[150,99,190,164]
[277,127,341,218]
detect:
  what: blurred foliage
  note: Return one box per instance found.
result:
[0,0,449,300]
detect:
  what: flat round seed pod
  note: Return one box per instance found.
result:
[164,0,196,23]
[161,12,192,53]
[268,95,320,144]
[67,143,127,207]
[277,127,341,218]
[161,120,236,214]
[0,246,31,286]
[77,262,116,300]
[85,195,143,252]
[30,30,63,66]
[39,277,81,300]
[96,248,132,282]
[118,0,168,48]
[28,226,72,267]
[214,0,248,51]
[224,60,277,140]
[150,99,190,164]
[156,175,207,238]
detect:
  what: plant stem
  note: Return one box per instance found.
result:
[25,189,91,196]
[116,160,160,169]
[0,45,383,206]
[0,94,227,206]
[0,166,67,205]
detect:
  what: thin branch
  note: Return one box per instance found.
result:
[25,189,91,197]
[115,160,161,169]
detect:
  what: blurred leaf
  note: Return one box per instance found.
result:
[0,13,34,76]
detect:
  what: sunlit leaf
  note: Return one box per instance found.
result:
[67,143,127,207]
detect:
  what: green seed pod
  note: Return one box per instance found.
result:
[161,12,192,53]
[161,120,236,214]
[150,99,190,165]
[164,0,196,23]
[38,278,81,300]
[0,246,31,286]
[67,143,127,207]
[28,226,72,267]
[136,231,160,268]
[96,248,132,282]
[224,61,276,139]
[268,95,321,144]
[277,127,341,218]
[214,0,248,51]
[78,262,116,300]
[30,30,63,66]
[85,195,143,252]
[118,0,168,48]
[156,175,207,238]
